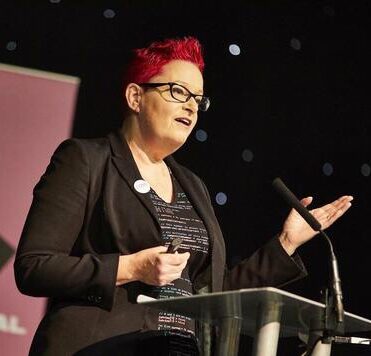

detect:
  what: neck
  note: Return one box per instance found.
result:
[120,118,168,166]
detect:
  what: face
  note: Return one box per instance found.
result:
[136,60,204,155]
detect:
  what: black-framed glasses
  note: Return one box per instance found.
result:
[138,82,210,112]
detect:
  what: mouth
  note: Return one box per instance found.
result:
[175,117,192,127]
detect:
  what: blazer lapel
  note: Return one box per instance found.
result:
[108,131,224,291]
[108,131,160,230]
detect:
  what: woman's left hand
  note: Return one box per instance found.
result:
[279,195,353,255]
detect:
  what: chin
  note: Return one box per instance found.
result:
[164,135,189,154]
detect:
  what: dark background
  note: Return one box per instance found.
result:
[1,1,370,354]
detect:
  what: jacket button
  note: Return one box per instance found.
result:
[87,295,102,303]
[94,296,102,303]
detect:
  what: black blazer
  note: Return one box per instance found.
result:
[14,131,306,355]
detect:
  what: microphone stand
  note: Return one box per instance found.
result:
[273,177,371,355]
[304,230,344,356]
[272,178,345,354]
[319,230,344,339]
[272,178,344,334]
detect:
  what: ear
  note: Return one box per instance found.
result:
[124,83,142,113]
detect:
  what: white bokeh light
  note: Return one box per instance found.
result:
[103,9,116,18]
[216,192,228,206]
[242,149,254,162]
[229,44,241,56]
[290,38,302,51]
[361,163,371,177]
[195,129,208,142]
[322,162,334,176]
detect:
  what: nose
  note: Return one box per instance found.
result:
[183,96,198,114]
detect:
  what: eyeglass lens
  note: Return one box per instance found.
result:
[170,83,210,111]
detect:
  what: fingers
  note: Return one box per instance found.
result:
[323,195,353,211]
[300,196,313,207]
[318,196,353,217]
[159,251,190,266]
[154,252,189,276]
[152,257,188,286]
[156,262,188,282]
[311,195,353,228]
[134,247,190,286]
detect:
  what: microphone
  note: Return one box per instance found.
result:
[272,177,344,328]
[272,178,322,231]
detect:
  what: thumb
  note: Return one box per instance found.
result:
[300,196,313,208]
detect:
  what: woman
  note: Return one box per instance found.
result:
[14,37,352,355]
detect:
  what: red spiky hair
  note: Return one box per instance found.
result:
[123,36,205,89]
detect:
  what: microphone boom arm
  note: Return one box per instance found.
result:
[272,177,344,331]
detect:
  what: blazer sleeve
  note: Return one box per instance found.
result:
[14,139,119,310]
[198,178,307,291]
[223,237,307,291]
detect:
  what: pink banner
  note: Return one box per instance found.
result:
[0,63,79,355]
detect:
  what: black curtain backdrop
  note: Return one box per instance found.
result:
[2,1,371,354]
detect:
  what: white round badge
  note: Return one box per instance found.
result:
[134,179,150,194]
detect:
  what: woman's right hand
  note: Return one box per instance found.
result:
[116,246,190,286]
